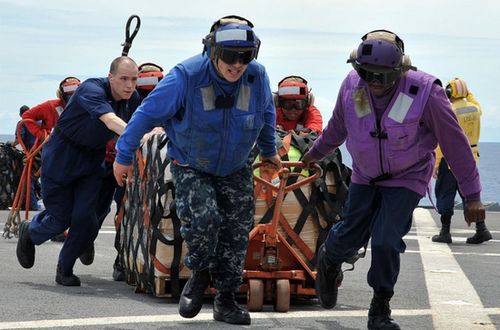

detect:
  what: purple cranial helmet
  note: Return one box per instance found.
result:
[348,30,416,86]
[356,39,403,68]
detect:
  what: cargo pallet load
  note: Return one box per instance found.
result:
[117,131,352,310]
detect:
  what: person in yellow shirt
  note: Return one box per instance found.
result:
[432,78,491,244]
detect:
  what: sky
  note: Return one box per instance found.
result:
[1,0,500,142]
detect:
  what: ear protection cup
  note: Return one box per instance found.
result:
[348,49,358,70]
[308,93,315,106]
[273,92,279,106]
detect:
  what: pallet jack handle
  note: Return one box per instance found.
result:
[252,161,322,194]
[252,161,322,242]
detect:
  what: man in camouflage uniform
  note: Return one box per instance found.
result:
[114,15,280,325]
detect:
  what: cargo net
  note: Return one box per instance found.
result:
[251,130,352,268]
[118,131,352,297]
[117,133,188,298]
[0,143,23,210]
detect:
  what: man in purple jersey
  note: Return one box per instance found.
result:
[302,30,485,330]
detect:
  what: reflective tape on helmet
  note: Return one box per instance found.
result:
[278,86,302,97]
[448,79,468,98]
[215,29,249,43]
[137,76,160,88]
[62,83,79,93]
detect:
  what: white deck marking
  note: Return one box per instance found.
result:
[414,207,495,329]
[1,309,499,329]
[0,310,430,329]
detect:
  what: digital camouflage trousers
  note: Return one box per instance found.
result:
[171,164,254,291]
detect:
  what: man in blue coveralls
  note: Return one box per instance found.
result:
[16,56,141,287]
[113,16,280,325]
[96,62,165,282]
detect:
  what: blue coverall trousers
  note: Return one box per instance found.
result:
[435,159,463,217]
[324,183,421,293]
[29,172,102,276]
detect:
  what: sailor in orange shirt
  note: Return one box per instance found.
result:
[275,76,323,135]
[21,77,81,139]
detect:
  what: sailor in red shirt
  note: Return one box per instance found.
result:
[21,77,81,139]
[275,76,323,135]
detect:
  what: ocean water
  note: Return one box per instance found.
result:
[1,134,498,204]
[339,142,500,205]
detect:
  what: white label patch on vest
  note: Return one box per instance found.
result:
[236,84,251,111]
[388,93,414,123]
[200,86,216,111]
[353,89,371,118]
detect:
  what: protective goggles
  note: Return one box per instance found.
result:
[217,47,258,65]
[280,99,307,111]
[357,65,401,86]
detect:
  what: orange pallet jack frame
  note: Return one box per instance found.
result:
[244,161,322,312]
[3,120,47,239]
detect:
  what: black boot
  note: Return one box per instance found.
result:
[79,243,95,265]
[315,244,343,309]
[179,269,211,318]
[16,220,35,269]
[367,291,400,330]
[466,221,492,244]
[213,291,251,325]
[55,265,81,286]
[432,215,452,243]
[112,257,125,282]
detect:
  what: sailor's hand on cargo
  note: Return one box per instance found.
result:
[463,200,486,226]
[140,126,165,145]
[261,154,281,171]
[113,161,133,187]
[301,151,318,168]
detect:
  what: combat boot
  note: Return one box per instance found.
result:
[431,228,452,243]
[367,291,400,330]
[79,243,95,265]
[432,215,452,243]
[112,259,125,282]
[55,265,81,286]
[179,269,210,318]
[16,220,35,269]
[213,291,251,325]
[315,244,343,309]
[467,222,492,244]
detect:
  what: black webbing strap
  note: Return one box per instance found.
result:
[121,15,141,56]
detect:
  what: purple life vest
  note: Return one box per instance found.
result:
[342,70,438,185]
